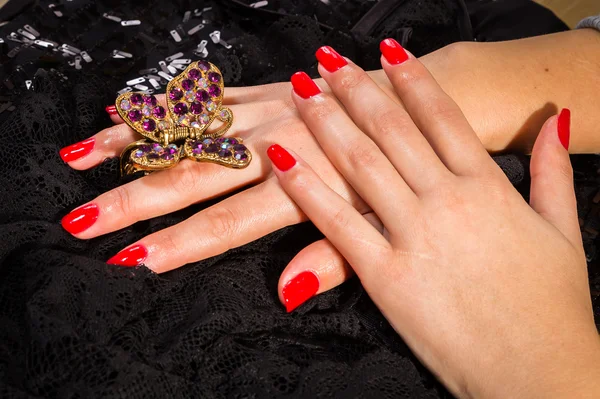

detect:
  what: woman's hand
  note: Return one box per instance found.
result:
[60,30,600,289]
[268,41,600,398]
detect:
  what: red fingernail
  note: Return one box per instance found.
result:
[291,72,321,99]
[107,244,148,267]
[282,271,320,313]
[558,108,571,151]
[267,144,296,171]
[380,38,409,65]
[105,105,117,115]
[61,203,99,235]
[59,137,95,163]
[316,46,348,72]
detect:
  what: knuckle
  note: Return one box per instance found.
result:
[158,231,186,261]
[421,95,461,124]
[393,65,429,90]
[371,107,404,139]
[167,161,200,195]
[303,95,339,124]
[108,185,134,216]
[326,207,353,235]
[344,142,380,171]
[202,206,239,246]
[338,68,370,93]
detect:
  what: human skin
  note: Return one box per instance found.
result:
[267,41,600,398]
[58,29,600,308]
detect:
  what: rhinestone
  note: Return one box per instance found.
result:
[158,120,170,130]
[143,95,157,106]
[142,119,156,132]
[208,85,221,98]
[153,106,166,119]
[142,105,152,116]
[128,109,142,122]
[205,144,219,153]
[196,90,209,103]
[166,144,178,154]
[130,93,143,105]
[219,109,229,119]
[147,153,159,160]
[184,90,195,102]
[197,78,208,89]
[202,138,214,146]
[234,152,248,161]
[169,87,183,101]
[198,114,210,124]
[208,72,221,83]
[197,60,210,71]
[181,79,194,91]
[161,153,174,160]
[120,99,131,111]
[152,143,164,153]
[178,115,191,126]
[134,149,145,158]
[233,144,247,152]
[173,103,188,115]
[190,121,202,129]
[188,69,200,80]
[190,102,203,114]
[206,101,216,112]
[218,149,231,158]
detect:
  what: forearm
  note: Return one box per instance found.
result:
[370,29,600,153]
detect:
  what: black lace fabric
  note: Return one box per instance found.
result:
[0,0,597,397]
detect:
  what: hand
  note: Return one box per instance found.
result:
[267,41,600,397]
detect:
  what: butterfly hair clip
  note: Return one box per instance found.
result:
[116,60,251,176]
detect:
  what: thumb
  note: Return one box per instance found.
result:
[529,109,581,247]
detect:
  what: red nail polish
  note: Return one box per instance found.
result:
[105,105,117,115]
[61,203,99,235]
[316,46,348,72]
[291,72,321,99]
[107,244,148,267]
[282,271,320,312]
[558,108,571,151]
[380,38,409,65]
[267,144,296,171]
[59,137,95,163]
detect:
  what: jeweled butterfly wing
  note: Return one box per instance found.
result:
[165,60,225,133]
[183,136,252,168]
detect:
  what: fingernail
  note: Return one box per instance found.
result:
[558,108,571,151]
[291,71,321,99]
[316,46,348,72]
[267,144,296,171]
[61,203,99,235]
[380,38,409,65]
[107,244,148,267]
[59,137,95,163]
[105,105,117,115]
[282,271,320,312]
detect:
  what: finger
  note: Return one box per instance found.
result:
[223,82,291,104]
[529,109,582,247]
[278,212,383,312]
[267,144,391,282]
[315,46,449,193]
[104,178,306,273]
[380,39,497,177]
[290,71,419,231]
[61,100,287,170]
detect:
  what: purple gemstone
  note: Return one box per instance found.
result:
[234,152,248,161]
[197,60,210,71]
[130,93,143,105]
[190,102,203,115]
[169,88,183,101]
[152,143,164,153]
[143,95,157,106]
[233,144,247,152]
[139,144,152,153]
[166,144,178,154]
[142,119,156,132]
[208,85,221,98]
[208,72,221,83]
[218,149,231,158]
[205,144,219,153]
[191,141,204,154]
[147,153,159,160]
[188,69,200,80]
[196,90,209,103]
[128,109,142,122]
[173,103,188,115]
[153,106,166,119]
[202,138,213,146]
[217,137,238,145]
[181,79,194,91]
[161,153,174,160]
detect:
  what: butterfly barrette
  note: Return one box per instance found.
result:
[116,60,251,176]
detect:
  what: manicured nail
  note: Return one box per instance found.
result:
[380,38,409,65]
[107,244,148,267]
[291,72,321,99]
[267,144,296,172]
[61,203,99,235]
[105,105,117,115]
[59,137,95,163]
[558,108,571,151]
[316,46,348,72]
[282,271,320,312]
